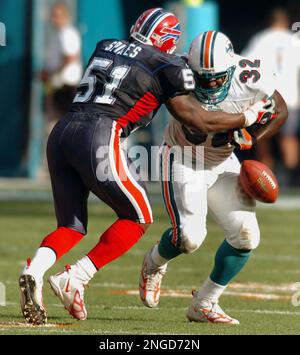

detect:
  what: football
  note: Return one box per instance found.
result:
[239,160,279,204]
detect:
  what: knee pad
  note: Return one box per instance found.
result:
[179,224,207,254]
[227,215,260,251]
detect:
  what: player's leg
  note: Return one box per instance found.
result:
[20,117,89,325]
[140,145,208,308]
[49,119,153,320]
[188,155,259,324]
[86,120,152,269]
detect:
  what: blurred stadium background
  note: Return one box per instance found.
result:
[1,0,300,190]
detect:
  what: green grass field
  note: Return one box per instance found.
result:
[0,200,300,335]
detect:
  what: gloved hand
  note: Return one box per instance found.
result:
[232,128,257,150]
[244,98,277,127]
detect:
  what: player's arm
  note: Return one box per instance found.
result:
[251,91,288,141]
[166,94,272,133]
[232,91,288,150]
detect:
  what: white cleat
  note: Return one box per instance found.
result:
[187,292,240,325]
[139,247,168,308]
[48,265,87,321]
[19,260,47,325]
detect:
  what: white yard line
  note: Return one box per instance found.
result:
[3,280,297,292]
[229,282,295,292]
[119,289,291,301]
[0,322,77,329]
[228,309,300,316]
[4,302,300,316]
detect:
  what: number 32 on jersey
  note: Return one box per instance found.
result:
[239,59,261,84]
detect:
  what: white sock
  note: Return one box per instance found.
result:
[22,247,56,282]
[74,256,98,284]
[196,278,227,304]
[151,244,169,267]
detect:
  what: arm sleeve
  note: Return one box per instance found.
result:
[158,61,195,100]
[248,59,277,99]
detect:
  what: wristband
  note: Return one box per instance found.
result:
[243,109,257,127]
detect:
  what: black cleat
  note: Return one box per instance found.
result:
[19,274,47,325]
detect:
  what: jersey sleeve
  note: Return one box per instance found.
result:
[247,59,277,99]
[157,60,195,100]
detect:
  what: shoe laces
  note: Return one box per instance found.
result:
[202,301,231,321]
[192,292,225,316]
[144,261,167,292]
[65,264,87,297]
[145,273,162,292]
[210,302,225,315]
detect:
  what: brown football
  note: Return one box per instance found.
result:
[239,160,279,204]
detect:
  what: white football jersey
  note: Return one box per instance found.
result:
[164,54,277,168]
[243,28,300,108]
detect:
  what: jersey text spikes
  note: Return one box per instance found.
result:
[105,41,142,59]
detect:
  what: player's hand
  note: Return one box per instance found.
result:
[231,128,257,150]
[243,98,276,127]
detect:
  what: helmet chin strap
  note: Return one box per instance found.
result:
[131,32,153,46]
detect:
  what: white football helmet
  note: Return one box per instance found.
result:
[188,31,236,105]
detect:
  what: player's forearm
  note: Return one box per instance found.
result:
[198,110,246,133]
[167,95,246,133]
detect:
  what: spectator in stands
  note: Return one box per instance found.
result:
[41,3,82,121]
[243,8,300,186]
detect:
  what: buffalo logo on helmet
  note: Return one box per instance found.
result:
[160,23,181,43]
[151,23,181,48]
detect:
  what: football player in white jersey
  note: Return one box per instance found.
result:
[139,31,288,324]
